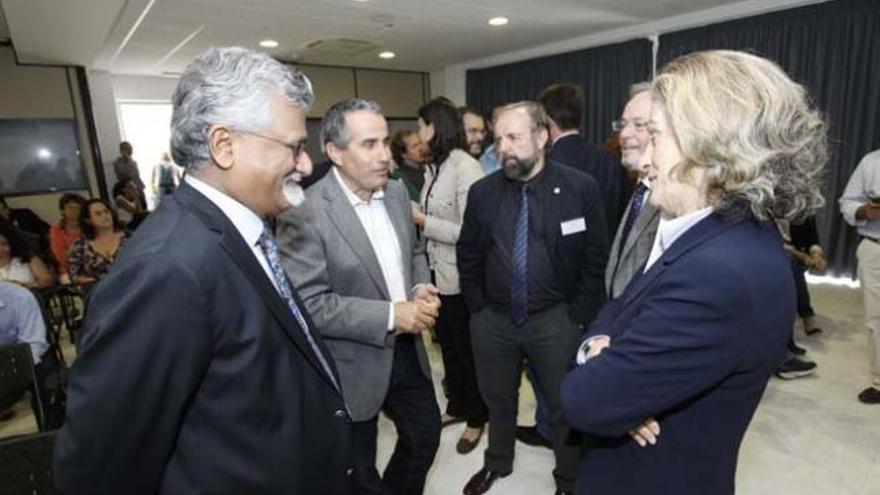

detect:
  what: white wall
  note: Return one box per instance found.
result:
[434,0,828,105]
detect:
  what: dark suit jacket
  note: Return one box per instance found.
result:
[552,133,629,235]
[457,161,609,326]
[53,182,353,495]
[561,212,792,495]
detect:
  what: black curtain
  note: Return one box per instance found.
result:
[658,0,880,276]
[466,38,652,145]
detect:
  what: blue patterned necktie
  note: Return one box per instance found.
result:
[510,183,529,327]
[258,229,339,391]
[618,182,649,256]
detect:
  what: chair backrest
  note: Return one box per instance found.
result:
[0,430,59,495]
[0,343,35,413]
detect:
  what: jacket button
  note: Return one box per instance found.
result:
[334,409,346,419]
[346,467,355,477]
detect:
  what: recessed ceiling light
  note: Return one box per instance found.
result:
[379,51,396,59]
[259,39,279,48]
[353,0,371,2]
[488,17,509,27]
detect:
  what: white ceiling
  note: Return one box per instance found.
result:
[0,0,823,75]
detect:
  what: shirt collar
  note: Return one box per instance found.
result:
[185,175,265,247]
[552,130,580,146]
[657,206,714,252]
[333,167,384,206]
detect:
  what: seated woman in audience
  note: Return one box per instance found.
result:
[68,199,126,285]
[113,179,147,230]
[562,50,826,495]
[49,193,86,283]
[0,221,55,289]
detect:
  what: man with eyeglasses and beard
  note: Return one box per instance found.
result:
[457,101,608,495]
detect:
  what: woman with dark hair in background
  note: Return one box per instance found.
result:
[49,193,86,283]
[0,221,55,289]
[68,199,126,285]
[414,98,487,453]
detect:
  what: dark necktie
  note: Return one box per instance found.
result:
[258,229,339,391]
[510,184,529,327]
[618,182,649,257]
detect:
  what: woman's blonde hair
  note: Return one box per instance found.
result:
[653,50,826,223]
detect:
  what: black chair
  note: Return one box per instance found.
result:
[0,430,59,494]
[0,343,45,431]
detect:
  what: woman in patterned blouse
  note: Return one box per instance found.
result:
[67,199,126,285]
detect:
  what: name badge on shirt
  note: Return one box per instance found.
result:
[560,217,587,236]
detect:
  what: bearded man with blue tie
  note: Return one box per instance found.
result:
[458,101,609,495]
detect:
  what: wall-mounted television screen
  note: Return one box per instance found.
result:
[0,118,89,195]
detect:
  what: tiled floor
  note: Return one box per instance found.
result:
[4,283,878,494]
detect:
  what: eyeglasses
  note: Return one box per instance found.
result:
[611,119,649,133]
[239,131,307,161]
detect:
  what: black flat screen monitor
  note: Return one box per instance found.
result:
[0,118,89,195]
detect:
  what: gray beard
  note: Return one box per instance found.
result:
[502,155,537,180]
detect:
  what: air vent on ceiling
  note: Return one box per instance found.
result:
[300,38,380,58]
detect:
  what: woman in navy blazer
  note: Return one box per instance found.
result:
[561,50,828,495]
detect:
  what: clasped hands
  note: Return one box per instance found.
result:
[393,284,441,334]
[585,336,661,448]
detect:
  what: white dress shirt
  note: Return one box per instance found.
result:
[186,176,281,293]
[839,149,880,239]
[333,168,406,329]
[644,206,714,273]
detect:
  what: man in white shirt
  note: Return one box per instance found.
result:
[839,149,880,404]
[277,98,442,495]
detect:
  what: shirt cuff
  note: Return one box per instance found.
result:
[387,302,395,332]
[575,335,611,366]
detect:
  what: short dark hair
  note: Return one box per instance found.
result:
[537,83,583,131]
[417,99,465,165]
[79,199,121,240]
[119,141,131,152]
[391,129,418,167]
[58,193,86,211]
[458,106,484,121]
[0,221,33,261]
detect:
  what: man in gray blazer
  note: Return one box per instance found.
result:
[606,84,661,299]
[277,98,442,495]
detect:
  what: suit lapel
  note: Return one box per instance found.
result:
[176,183,340,391]
[619,200,660,261]
[323,177,391,299]
[621,213,737,306]
[542,162,564,251]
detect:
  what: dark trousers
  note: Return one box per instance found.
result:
[350,336,441,495]
[791,258,815,318]
[471,303,581,491]
[435,293,487,427]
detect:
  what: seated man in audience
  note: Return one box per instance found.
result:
[0,281,49,421]
[278,98,441,495]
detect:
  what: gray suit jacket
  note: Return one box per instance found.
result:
[277,171,432,422]
[605,189,660,299]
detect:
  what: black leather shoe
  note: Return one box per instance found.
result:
[858,387,880,404]
[788,340,807,356]
[463,467,508,495]
[516,426,552,448]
